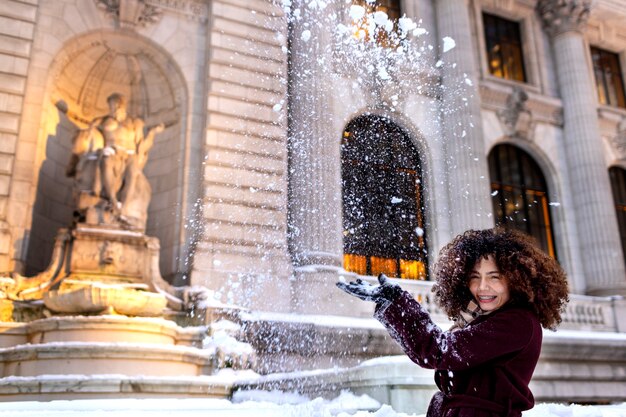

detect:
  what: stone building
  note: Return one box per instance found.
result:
[0,0,625,409]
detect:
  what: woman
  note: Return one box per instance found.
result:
[337,228,569,417]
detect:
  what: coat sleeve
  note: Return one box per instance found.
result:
[374,291,537,371]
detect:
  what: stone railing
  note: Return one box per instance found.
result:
[559,294,624,332]
[385,278,625,333]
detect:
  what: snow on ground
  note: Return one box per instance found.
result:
[0,392,624,417]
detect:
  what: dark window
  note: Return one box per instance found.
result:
[489,145,556,257]
[609,167,626,263]
[591,47,626,108]
[483,13,526,82]
[352,0,401,47]
[342,116,427,280]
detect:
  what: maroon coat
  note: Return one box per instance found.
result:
[374,291,542,417]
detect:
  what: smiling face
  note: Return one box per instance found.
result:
[468,255,511,312]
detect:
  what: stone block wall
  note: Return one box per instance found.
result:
[0,0,38,273]
[192,0,292,311]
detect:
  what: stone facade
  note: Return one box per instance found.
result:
[0,0,624,305]
[0,0,623,305]
[0,0,38,274]
[0,0,625,408]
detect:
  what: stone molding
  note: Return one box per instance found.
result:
[95,0,209,27]
[95,0,163,28]
[536,0,592,37]
[148,0,209,22]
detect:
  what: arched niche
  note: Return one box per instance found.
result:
[26,30,189,282]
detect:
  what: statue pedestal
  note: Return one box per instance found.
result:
[11,224,169,317]
[62,224,161,285]
[44,284,167,316]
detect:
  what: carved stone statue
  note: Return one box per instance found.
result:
[66,93,164,231]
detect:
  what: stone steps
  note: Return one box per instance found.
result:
[0,341,214,377]
[0,315,205,347]
[0,374,236,401]
[0,315,251,400]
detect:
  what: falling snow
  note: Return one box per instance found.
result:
[442,37,456,52]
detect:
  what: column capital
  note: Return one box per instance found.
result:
[536,0,591,37]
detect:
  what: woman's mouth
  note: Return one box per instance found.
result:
[478,296,497,303]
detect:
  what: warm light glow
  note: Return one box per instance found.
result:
[370,256,397,277]
[343,254,426,280]
[343,253,367,275]
[400,259,426,280]
[350,0,400,47]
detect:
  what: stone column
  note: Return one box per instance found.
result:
[287,1,344,313]
[435,0,494,237]
[537,0,626,295]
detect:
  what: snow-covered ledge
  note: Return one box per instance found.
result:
[236,328,626,410]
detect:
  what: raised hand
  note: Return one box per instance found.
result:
[336,273,403,303]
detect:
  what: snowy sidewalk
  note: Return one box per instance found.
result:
[0,393,624,417]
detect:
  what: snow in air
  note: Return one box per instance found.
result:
[442,36,456,52]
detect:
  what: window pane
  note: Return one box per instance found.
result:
[352,0,401,47]
[342,116,428,280]
[591,47,626,108]
[483,13,526,82]
[488,145,557,258]
[609,167,626,264]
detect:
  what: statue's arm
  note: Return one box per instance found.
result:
[136,120,164,168]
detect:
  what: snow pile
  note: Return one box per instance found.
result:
[526,403,626,417]
[203,320,256,370]
[0,396,624,417]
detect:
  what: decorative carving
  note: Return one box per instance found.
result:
[149,0,209,22]
[536,0,592,36]
[99,241,115,266]
[608,117,626,160]
[95,0,163,28]
[95,0,119,16]
[497,86,533,138]
[95,0,209,25]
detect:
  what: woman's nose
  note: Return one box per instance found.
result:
[477,277,489,290]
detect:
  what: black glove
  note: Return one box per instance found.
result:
[336,273,403,303]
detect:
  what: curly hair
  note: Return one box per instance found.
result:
[432,228,569,330]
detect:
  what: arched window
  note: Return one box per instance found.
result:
[342,116,427,280]
[609,167,626,263]
[488,144,557,257]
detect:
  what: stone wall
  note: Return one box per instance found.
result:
[191,0,292,311]
[0,0,39,273]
